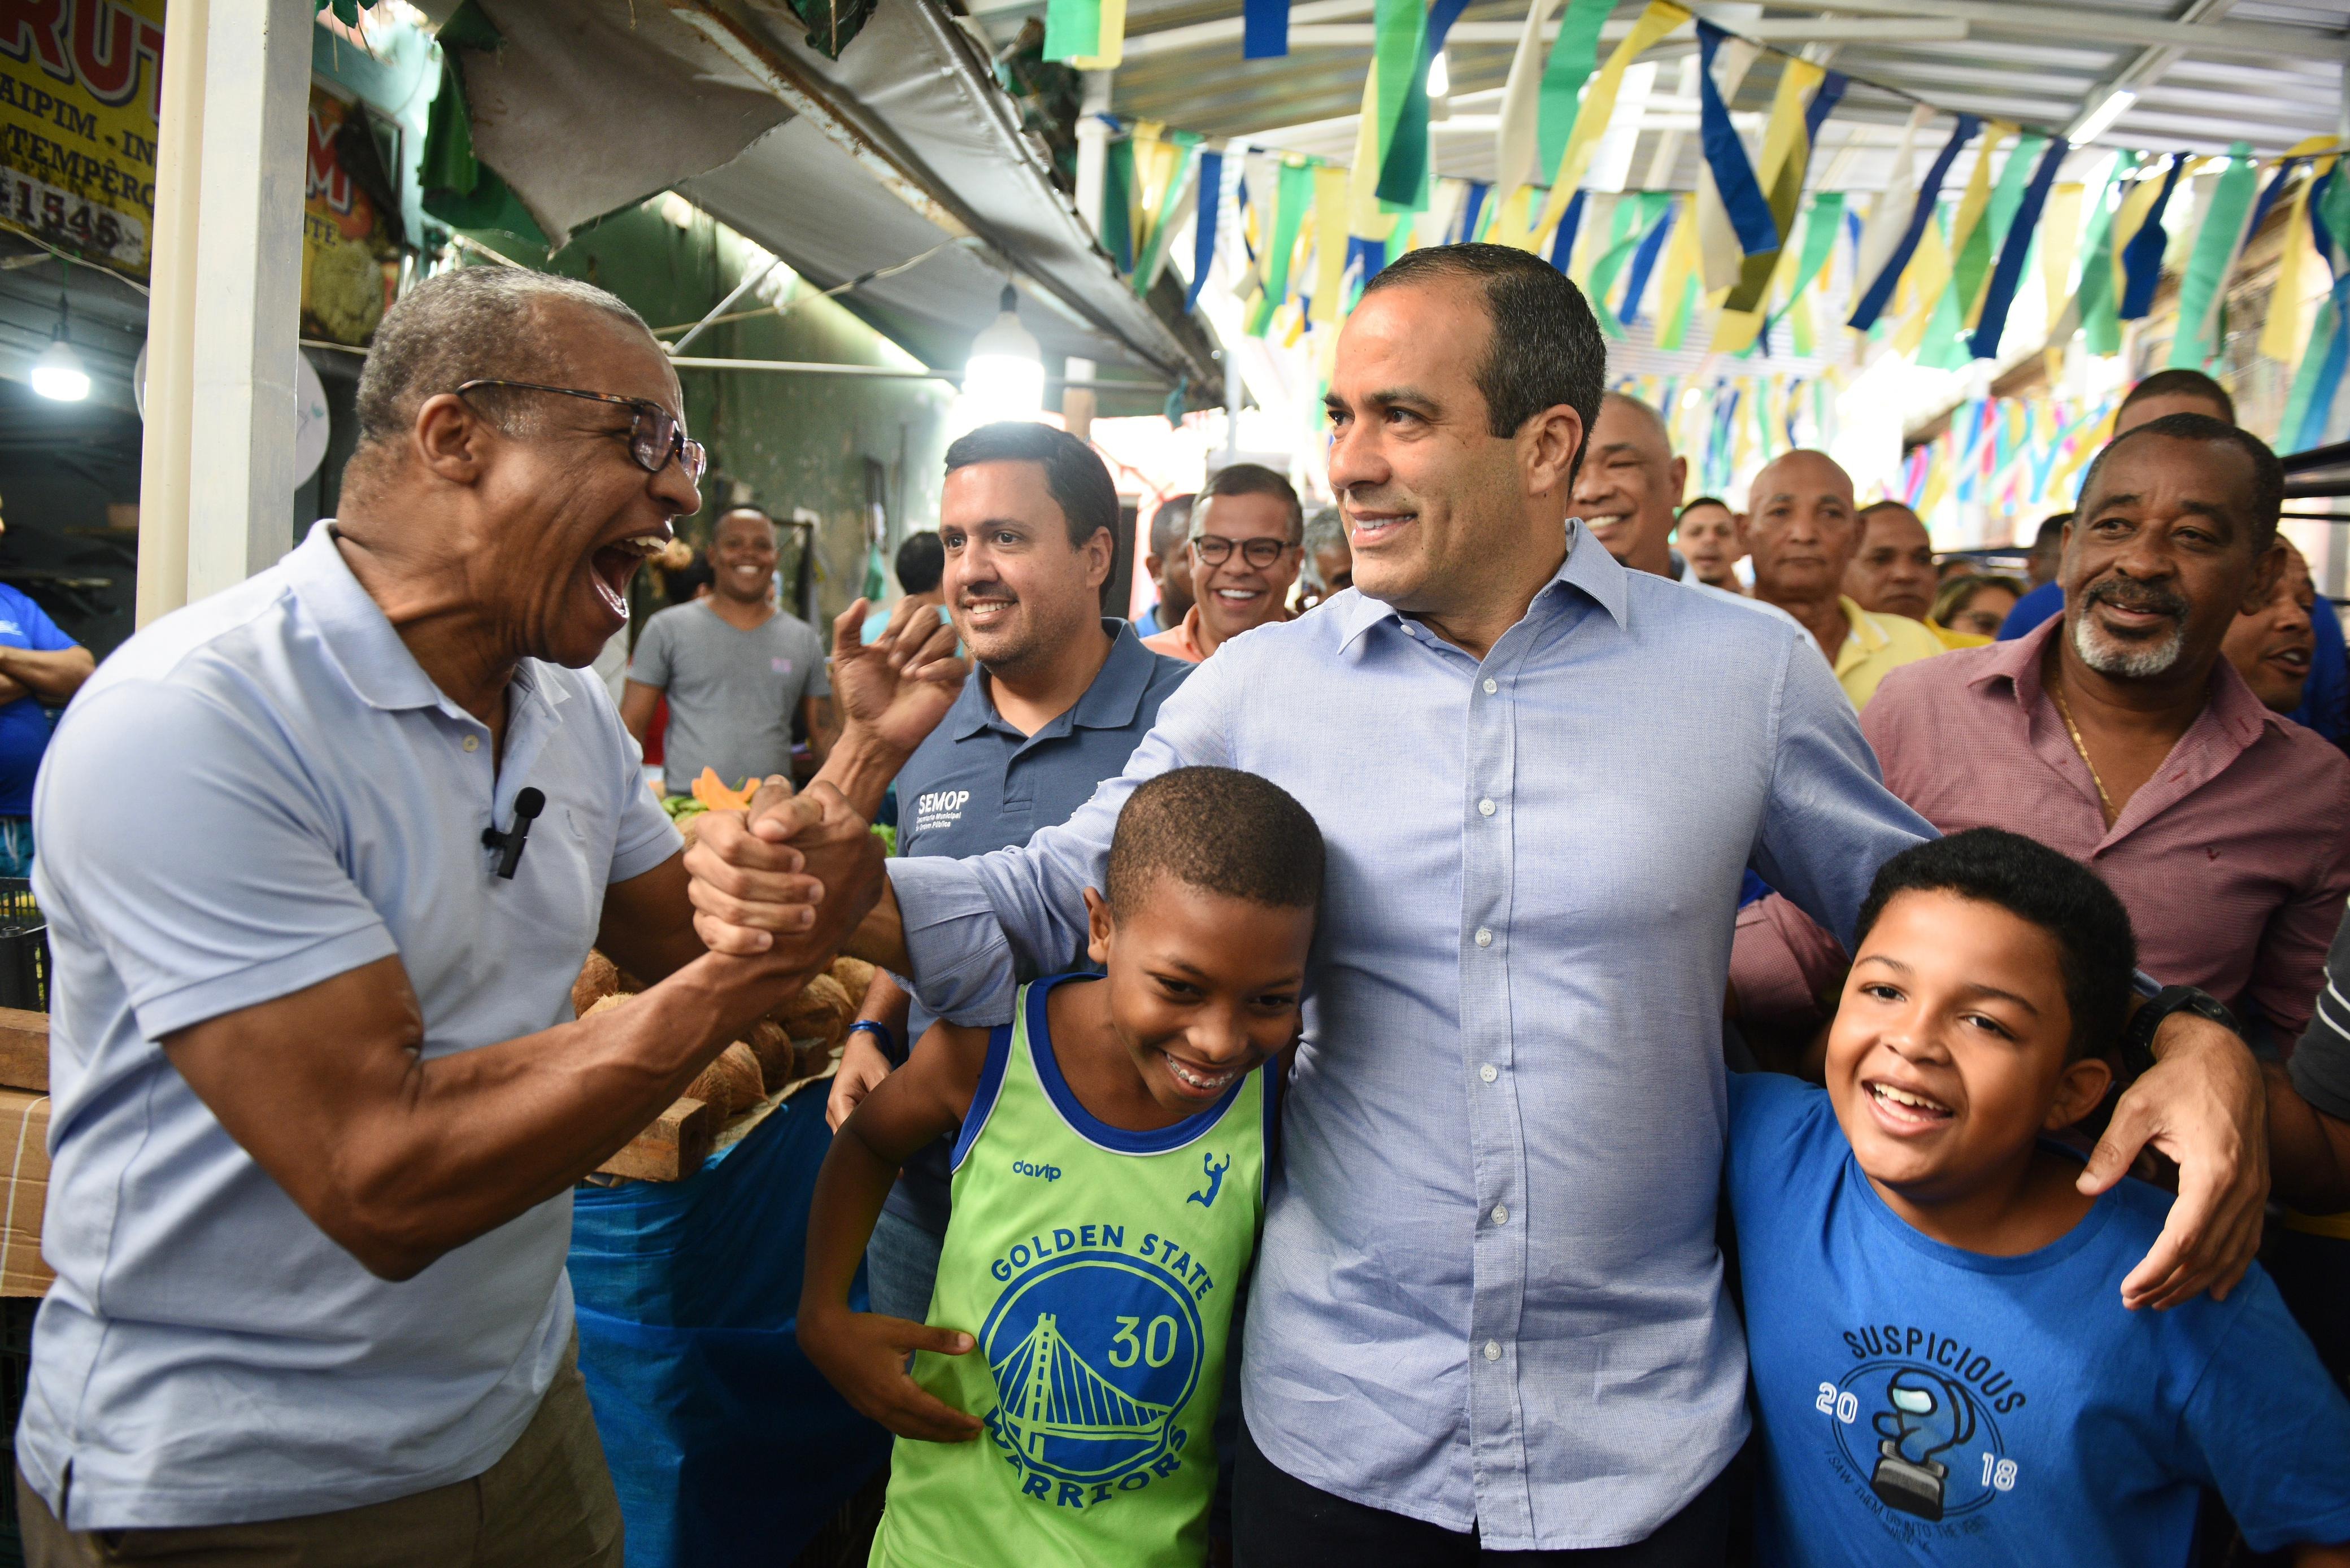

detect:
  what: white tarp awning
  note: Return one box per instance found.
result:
[445,0,1219,388]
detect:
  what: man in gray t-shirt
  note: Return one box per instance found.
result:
[621,507,835,793]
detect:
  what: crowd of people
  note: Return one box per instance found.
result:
[12,247,2350,1568]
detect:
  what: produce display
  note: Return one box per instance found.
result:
[580,947,878,1182]
[655,778,899,856]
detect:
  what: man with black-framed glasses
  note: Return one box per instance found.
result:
[1143,463,1305,664]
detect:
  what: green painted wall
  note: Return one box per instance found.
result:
[461,200,956,632]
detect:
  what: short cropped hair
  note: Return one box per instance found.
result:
[2033,512,2072,548]
[350,267,654,487]
[1106,766,1326,919]
[1149,494,1196,558]
[943,422,1117,550]
[1360,243,1606,481]
[1856,828,2136,1060]
[1678,495,1731,519]
[1857,499,1922,523]
[1198,463,1304,545]
[2121,367,2235,425]
[2077,412,2283,555]
[895,531,944,596]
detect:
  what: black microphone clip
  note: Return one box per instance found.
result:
[482,787,546,880]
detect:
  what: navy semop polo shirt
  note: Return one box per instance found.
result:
[884,619,1191,1235]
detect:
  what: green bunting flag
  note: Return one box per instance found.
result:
[1538,0,1614,179]
[2168,143,2258,368]
[1369,0,1431,207]
[1589,193,1669,337]
[1249,162,1317,337]
[2075,152,2136,356]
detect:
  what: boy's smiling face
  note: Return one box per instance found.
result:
[1826,890,2113,1208]
[1084,878,1314,1116]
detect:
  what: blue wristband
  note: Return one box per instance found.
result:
[847,1019,899,1062]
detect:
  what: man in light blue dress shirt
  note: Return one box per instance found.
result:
[697,246,2269,1562]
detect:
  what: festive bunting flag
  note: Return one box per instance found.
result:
[1454,181,1491,244]
[1891,211,1952,358]
[1244,0,1288,59]
[1549,190,1589,272]
[1376,0,1474,208]
[1849,115,1979,331]
[1713,58,1844,349]
[1939,121,2016,332]
[1047,0,1128,67]
[1589,192,1666,336]
[1656,191,1703,349]
[2117,155,2188,320]
[1248,161,1315,336]
[1310,165,1351,323]
[1130,126,1202,293]
[2037,181,2083,332]
[2260,153,2339,363]
[1970,134,2068,359]
[2068,152,2134,355]
[2168,142,2259,367]
[1781,193,1846,357]
[1965,130,2041,330]
[1497,0,1611,199]
[1852,106,1931,304]
[1618,195,1678,328]
[1187,149,1225,310]
[1101,130,1136,273]
[1532,0,1687,249]
[1692,22,1774,287]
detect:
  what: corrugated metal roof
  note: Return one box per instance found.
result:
[993,0,2346,193]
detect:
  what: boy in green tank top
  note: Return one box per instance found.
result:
[800,766,1325,1568]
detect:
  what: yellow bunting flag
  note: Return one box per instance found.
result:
[1529,0,1688,250]
[2260,141,2343,365]
[1068,0,1128,68]
[2108,157,2173,303]
[1311,166,1351,324]
[2038,182,2084,330]
[1892,217,1952,358]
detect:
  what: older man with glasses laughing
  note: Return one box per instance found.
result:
[13,268,929,1566]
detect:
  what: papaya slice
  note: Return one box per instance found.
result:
[690,768,760,813]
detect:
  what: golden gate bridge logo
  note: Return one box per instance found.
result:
[981,1249,1204,1487]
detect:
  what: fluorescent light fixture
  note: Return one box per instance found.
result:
[961,284,1044,421]
[32,299,88,403]
[1426,49,1449,98]
[2068,89,2136,146]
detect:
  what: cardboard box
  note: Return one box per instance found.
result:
[0,1088,50,1296]
[0,1007,47,1093]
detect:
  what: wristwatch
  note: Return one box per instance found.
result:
[2119,986,2238,1079]
[846,1018,899,1064]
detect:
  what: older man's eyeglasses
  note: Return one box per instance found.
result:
[1192,534,1294,568]
[455,380,707,484]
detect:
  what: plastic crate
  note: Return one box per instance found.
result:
[0,1295,33,1566]
[0,882,45,1015]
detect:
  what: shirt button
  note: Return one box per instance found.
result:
[462,735,480,753]
[1475,927,1494,948]
[1483,1340,1502,1362]
[1482,678,1498,694]
[1491,1204,1509,1226]
[1478,798,1495,817]
[1479,1064,1498,1083]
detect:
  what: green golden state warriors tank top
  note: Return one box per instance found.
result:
[871,973,1273,1568]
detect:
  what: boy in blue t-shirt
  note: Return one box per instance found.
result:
[1726,827,2350,1566]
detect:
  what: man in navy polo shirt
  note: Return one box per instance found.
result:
[0,514,93,875]
[825,421,1189,1319]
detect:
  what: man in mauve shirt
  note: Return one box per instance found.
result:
[1733,415,2350,1055]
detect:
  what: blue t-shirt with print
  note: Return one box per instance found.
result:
[0,583,73,817]
[1725,1072,2350,1566]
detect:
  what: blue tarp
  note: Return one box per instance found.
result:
[571,1094,889,1568]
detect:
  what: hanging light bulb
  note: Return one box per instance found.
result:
[1427,49,1450,99]
[32,295,88,403]
[961,282,1045,422]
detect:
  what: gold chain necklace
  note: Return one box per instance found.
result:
[2049,678,2119,824]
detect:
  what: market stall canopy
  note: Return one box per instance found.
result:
[425,0,1220,390]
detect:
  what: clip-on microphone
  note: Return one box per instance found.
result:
[482,787,546,880]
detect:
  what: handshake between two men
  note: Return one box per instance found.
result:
[686,594,969,988]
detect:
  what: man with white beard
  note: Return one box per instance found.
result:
[1733,415,2350,1070]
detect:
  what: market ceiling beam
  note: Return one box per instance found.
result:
[1753,0,2349,63]
[2060,0,2237,147]
[1277,16,1966,45]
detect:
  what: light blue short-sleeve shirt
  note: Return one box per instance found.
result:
[18,521,681,1530]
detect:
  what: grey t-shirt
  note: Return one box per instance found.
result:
[631,601,830,794]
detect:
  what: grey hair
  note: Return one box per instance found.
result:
[347,265,655,487]
[1300,507,1347,591]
